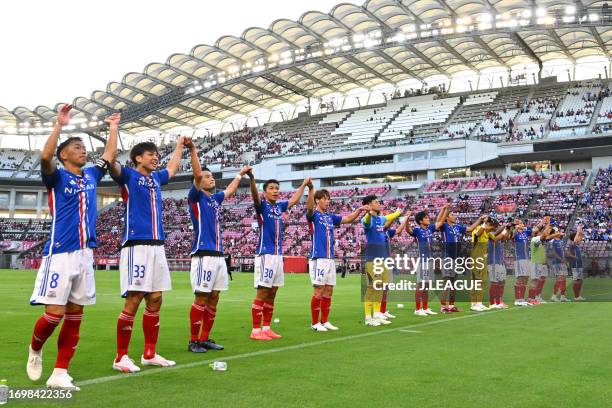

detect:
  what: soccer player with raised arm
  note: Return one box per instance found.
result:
[404,207,446,316]
[305,188,366,332]
[513,218,534,306]
[488,222,512,309]
[27,105,119,390]
[361,195,401,326]
[528,221,553,305]
[108,136,187,372]
[567,225,586,300]
[549,227,570,302]
[381,213,410,319]
[469,217,501,312]
[248,175,310,340]
[186,141,252,352]
[437,205,483,313]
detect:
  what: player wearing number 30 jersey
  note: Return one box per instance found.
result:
[248,175,310,341]
[109,136,188,373]
[305,188,366,332]
[27,105,119,391]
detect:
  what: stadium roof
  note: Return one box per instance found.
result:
[1,0,611,135]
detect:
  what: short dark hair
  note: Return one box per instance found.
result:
[362,195,377,205]
[263,179,279,190]
[569,232,577,241]
[191,166,211,182]
[489,218,500,228]
[130,142,158,166]
[56,137,83,164]
[314,189,330,201]
[415,211,428,225]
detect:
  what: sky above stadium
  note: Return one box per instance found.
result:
[1,0,340,110]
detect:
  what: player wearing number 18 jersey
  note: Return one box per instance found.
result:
[27,105,119,390]
[305,188,365,332]
[109,136,187,373]
[185,139,252,352]
[248,175,310,340]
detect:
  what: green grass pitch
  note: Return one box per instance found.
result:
[1,269,612,407]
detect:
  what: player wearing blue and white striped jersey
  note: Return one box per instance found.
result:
[248,174,310,341]
[487,223,512,309]
[305,188,366,332]
[549,227,570,302]
[405,207,447,316]
[512,219,533,306]
[27,105,119,390]
[380,213,410,320]
[185,142,252,353]
[567,225,586,300]
[108,135,187,373]
[436,205,483,313]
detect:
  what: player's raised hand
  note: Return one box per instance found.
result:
[56,104,73,126]
[176,135,186,147]
[246,168,255,179]
[104,112,121,127]
[302,176,312,187]
[183,136,195,149]
[239,165,252,176]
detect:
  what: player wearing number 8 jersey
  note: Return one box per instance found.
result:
[27,105,119,390]
[248,174,310,340]
[108,136,188,373]
[185,141,252,353]
[305,188,366,332]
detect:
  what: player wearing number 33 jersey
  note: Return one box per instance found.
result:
[109,139,188,374]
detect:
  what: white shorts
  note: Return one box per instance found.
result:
[553,264,569,276]
[488,264,507,282]
[119,245,172,296]
[254,254,284,288]
[531,264,548,279]
[514,259,534,277]
[416,262,434,283]
[572,267,584,280]
[309,258,337,286]
[190,256,228,293]
[30,249,96,306]
[441,261,457,278]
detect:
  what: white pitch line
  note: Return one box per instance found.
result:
[78,307,518,387]
[399,329,422,333]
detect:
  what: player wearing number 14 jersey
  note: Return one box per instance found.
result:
[305,188,366,332]
[108,136,188,373]
[27,105,119,390]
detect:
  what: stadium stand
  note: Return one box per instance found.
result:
[334,103,403,145]
[552,85,600,128]
[377,95,460,143]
